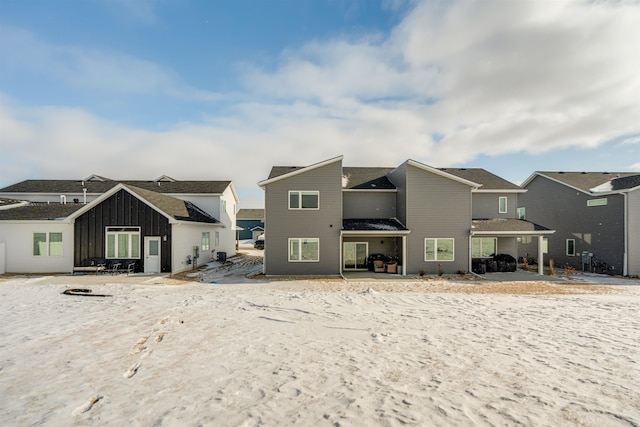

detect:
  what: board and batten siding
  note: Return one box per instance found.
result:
[520,175,626,271]
[627,188,640,276]
[343,191,396,219]
[264,161,343,275]
[73,189,172,272]
[404,164,473,274]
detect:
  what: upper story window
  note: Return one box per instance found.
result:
[221,199,227,213]
[33,232,63,257]
[498,196,508,214]
[517,207,526,220]
[587,198,607,207]
[289,191,319,210]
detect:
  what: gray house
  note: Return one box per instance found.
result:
[258,156,554,276]
[519,171,640,276]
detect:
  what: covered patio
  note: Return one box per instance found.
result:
[470,219,555,275]
[341,218,410,276]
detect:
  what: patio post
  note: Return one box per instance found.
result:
[538,235,544,275]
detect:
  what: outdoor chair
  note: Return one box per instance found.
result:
[373,260,385,273]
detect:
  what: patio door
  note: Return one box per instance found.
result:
[343,242,368,270]
[144,236,161,273]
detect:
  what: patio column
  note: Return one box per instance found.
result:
[402,235,407,276]
[538,235,544,275]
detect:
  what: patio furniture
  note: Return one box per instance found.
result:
[373,260,385,273]
[385,261,398,274]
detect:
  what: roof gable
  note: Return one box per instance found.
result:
[440,168,522,191]
[522,171,640,194]
[342,167,396,190]
[237,208,264,219]
[258,156,343,187]
[405,160,482,187]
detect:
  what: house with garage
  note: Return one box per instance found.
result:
[519,171,640,276]
[258,156,554,277]
[0,176,238,274]
[236,209,265,240]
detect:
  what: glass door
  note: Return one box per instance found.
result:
[343,242,368,270]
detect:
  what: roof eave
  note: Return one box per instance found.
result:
[258,155,343,188]
[406,159,482,188]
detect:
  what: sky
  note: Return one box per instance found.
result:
[1,0,639,209]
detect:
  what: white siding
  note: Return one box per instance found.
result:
[171,223,225,273]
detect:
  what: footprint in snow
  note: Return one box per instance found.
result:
[72,395,103,416]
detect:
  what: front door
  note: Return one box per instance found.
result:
[343,242,368,270]
[144,236,161,273]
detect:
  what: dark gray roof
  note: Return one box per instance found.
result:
[268,167,304,180]
[0,203,84,220]
[0,198,25,207]
[237,208,264,219]
[472,219,551,232]
[0,179,232,195]
[124,185,220,223]
[342,167,395,189]
[440,168,521,190]
[535,172,639,192]
[343,218,408,231]
[612,174,640,191]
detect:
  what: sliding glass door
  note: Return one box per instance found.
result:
[343,242,368,270]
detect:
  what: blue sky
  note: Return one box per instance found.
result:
[1,0,639,208]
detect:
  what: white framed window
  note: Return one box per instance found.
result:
[33,232,63,257]
[288,238,319,262]
[472,237,496,258]
[105,227,140,259]
[215,231,219,247]
[202,232,210,251]
[566,239,576,256]
[499,196,508,213]
[542,238,548,254]
[221,199,227,213]
[425,238,454,261]
[289,191,319,210]
[517,207,525,220]
[587,198,607,207]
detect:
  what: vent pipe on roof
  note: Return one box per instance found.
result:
[60,195,67,205]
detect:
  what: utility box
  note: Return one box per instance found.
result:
[217,251,227,263]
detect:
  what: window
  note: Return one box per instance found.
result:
[472,238,496,258]
[33,232,63,257]
[289,191,319,210]
[542,238,548,254]
[215,231,220,247]
[425,238,454,261]
[105,227,140,259]
[202,232,210,251]
[587,198,607,207]
[221,199,227,213]
[288,238,319,262]
[566,239,576,256]
[517,207,525,220]
[499,197,508,214]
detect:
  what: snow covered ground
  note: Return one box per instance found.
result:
[1,257,639,426]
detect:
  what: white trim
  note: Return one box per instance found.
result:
[471,230,555,236]
[342,189,398,193]
[424,237,455,262]
[566,238,576,256]
[341,230,411,236]
[474,189,526,194]
[498,196,508,213]
[288,237,320,262]
[288,191,320,210]
[258,155,343,187]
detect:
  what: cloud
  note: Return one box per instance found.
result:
[0,26,223,101]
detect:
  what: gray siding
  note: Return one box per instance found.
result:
[264,161,343,275]
[520,175,626,271]
[404,164,472,274]
[472,193,518,219]
[387,164,407,225]
[627,189,640,276]
[343,191,396,219]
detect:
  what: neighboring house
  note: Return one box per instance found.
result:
[236,209,265,240]
[258,156,553,276]
[519,171,640,276]
[0,176,238,274]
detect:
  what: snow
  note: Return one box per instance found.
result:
[590,180,614,192]
[0,267,639,426]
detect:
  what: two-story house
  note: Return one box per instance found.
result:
[258,156,553,277]
[519,171,640,276]
[236,209,265,240]
[0,176,238,274]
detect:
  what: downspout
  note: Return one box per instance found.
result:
[622,192,628,276]
[339,231,345,279]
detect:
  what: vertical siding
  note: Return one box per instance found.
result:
[405,165,472,274]
[74,189,172,272]
[520,176,625,271]
[343,192,397,219]
[264,160,343,275]
[472,193,517,218]
[627,189,640,276]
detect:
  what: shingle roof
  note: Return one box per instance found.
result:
[472,219,551,232]
[237,208,264,219]
[124,185,220,223]
[342,218,408,231]
[611,174,640,191]
[0,198,26,208]
[267,167,304,180]
[0,203,85,220]
[535,172,639,192]
[440,168,521,190]
[0,179,232,195]
[342,167,396,189]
